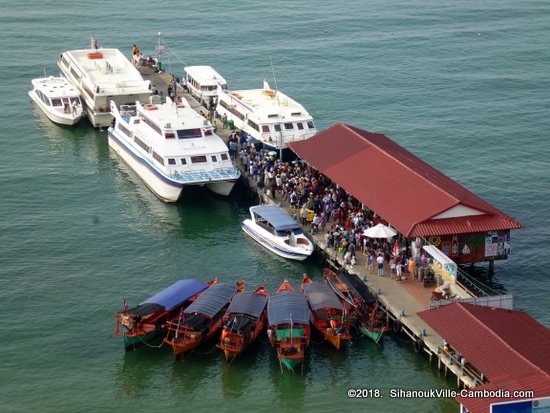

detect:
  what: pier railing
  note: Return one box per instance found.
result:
[437,346,487,387]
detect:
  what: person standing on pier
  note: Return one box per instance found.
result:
[377,254,385,276]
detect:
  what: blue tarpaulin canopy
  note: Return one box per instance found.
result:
[184,284,236,318]
[303,283,344,311]
[226,292,268,318]
[140,279,208,311]
[267,291,310,326]
[251,205,300,231]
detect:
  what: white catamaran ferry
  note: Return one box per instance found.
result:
[184,65,227,109]
[216,80,317,150]
[58,38,152,128]
[108,96,241,202]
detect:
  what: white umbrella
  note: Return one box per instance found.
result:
[363,223,397,238]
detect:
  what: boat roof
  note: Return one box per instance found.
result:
[302,282,344,311]
[267,291,310,326]
[131,98,230,154]
[224,85,313,123]
[61,48,150,94]
[31,77,80,98]
[226,292,268,318]
[184,283,235,318]
[184,65,227,85]
[250,205,301,231]
[138,279,208,312]
[338,272,376,303]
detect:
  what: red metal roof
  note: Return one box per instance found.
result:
[288,123,523,237]
[456,373,550,413]
[418,302,550,381]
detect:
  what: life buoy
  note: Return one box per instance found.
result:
[429,236,441,246]
[414,338,424,354]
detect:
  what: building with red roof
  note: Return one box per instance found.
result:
[418,302,550,412]
[288,123,523,264]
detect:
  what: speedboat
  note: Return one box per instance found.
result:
[58,37,151,128]
[242,205,314,261]
[108,96,241,202]
[28,76,83,126]
[215,80,317,150]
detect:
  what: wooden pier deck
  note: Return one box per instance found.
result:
[143,67,482,389]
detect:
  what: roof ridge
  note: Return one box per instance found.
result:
[344,124,466,211]
[459,302,548,377]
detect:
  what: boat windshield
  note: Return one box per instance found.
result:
[276,228,303,237]
[177,128,202,139]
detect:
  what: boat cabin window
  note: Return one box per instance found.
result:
[275,228,303,237]
[191,155,207,163]
[248,120,259,132]
[177,128,202,139]
[152,151,164,165]
[118,123,132,137]
[284,123,294,130]
[164,132,176,139]
[307,121,315,129]
[51,98,63,107]
[181,158,187,165]
[220,153,228,161]
[203,128,213,136]
[291,112,302,116]
[274,124,281,132]
[135,137,151,153]
[262,125,270,133]
[297,122,304,130]
[168,158,176,165]
[211,155,217,162]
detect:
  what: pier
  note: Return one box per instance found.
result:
[142,67,549,410]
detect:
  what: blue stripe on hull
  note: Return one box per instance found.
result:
[108,129,184,189]
[242,223,309,261]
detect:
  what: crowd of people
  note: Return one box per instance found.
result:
[233,133,427,281]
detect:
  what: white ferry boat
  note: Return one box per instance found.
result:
[216,80,317,150]
[58,38,152,128]
[107,96,240,202]
[28,76,83,126]
[184,65,227,109]
[242,205,314,261]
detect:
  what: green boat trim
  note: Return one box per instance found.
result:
[123,330,160,351]
[280,356,303,371]
[358,325,384,344]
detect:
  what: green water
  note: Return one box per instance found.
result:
[1,1,549,412]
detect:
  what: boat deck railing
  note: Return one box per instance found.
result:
[171,167,241,183]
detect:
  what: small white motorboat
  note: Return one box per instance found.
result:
[28,76,82,125]
[242,205,314,261]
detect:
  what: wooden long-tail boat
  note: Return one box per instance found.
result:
[114,278,215,351]
[218,285,268,362]
[164,283,238,357]
[267,280,311,373]
[301,277,352,351]
[323,268,389,344]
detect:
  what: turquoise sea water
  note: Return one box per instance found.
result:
[1,1,549,412]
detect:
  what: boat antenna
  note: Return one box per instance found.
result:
[270,57,279,97]
[43,68,47,77]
